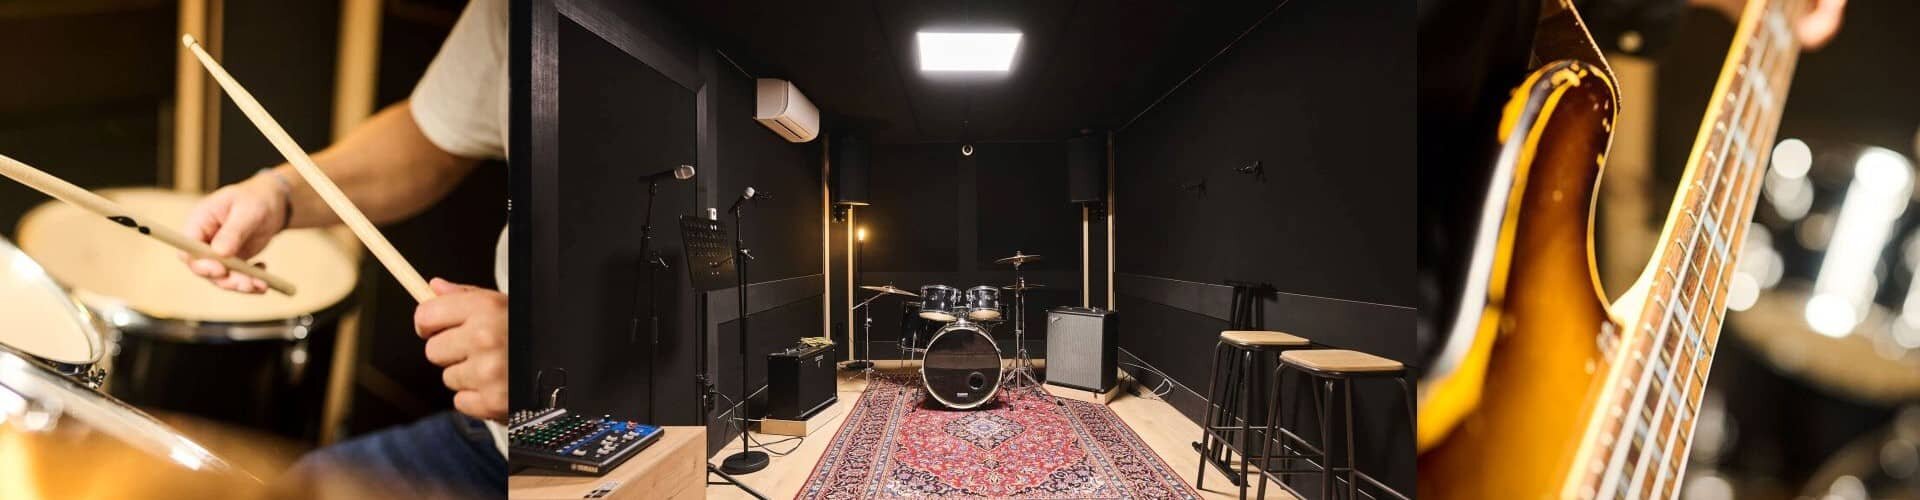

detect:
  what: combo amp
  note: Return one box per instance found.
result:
[766,343,837,420]
[1045,307,1117,394]
[508,407,662,475]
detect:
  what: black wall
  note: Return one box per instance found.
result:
[849,141,1083,360]
[516,0,825,455]
[0,4,174,238]
[1112,0,1416,494]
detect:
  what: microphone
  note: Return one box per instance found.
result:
[642,164,696,182]
[728,187,764,214]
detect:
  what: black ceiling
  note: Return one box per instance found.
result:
[654,0,1285,144]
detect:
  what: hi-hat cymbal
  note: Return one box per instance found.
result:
[995,251,1044,265]
[859,285,919,297]
[1002,282,1047,291]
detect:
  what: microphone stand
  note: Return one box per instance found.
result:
[628,178,666,423]
[720,195,770,475]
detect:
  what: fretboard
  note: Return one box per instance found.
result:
[1574,1,1804,498]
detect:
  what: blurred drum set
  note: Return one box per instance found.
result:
[2,188,359,495]
[1689,140,1920,498]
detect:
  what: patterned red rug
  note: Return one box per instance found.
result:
[798,375,1198,499]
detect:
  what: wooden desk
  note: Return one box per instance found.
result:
[509,426,706,500]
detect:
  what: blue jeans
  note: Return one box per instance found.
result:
[278,411,506,499]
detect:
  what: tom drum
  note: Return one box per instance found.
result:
[918,284,962,323]
[964,285,1002,322]
[18,187,359,441]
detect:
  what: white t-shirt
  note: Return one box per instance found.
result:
[408,0,510,457]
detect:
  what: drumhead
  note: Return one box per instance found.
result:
[17,188,358,324]
[921,323,1003,409]
[0,237,101,365]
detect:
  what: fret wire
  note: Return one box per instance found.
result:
[1598,3,1806,494]
[1615,7,1786,494]
[1655,7,1800,496]
[1658,7,1800,494]
[1627,56,1756,494]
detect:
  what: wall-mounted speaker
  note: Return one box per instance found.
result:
[1067,133,1106,205]
[831,132,871,206]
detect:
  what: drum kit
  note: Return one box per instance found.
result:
[849,251,1053,410]
[1,189,359,492]
[3,37,437,496]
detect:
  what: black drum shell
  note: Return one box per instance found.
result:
[104,308,344,443]
[964,286,1002,321]
[919,285,962,322]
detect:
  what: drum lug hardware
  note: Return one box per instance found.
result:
[83,366,107,389]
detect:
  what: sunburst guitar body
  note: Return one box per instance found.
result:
[1417,0,1809,498]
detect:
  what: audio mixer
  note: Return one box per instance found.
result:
[509,408,662,475]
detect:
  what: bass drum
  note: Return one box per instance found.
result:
[18,188,359,441]
[0,342,263,498]
[921,322,1003,409]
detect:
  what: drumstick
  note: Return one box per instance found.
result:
[0,154,299,295]
[181,34,435,303]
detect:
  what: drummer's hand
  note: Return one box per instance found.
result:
[180,174,290,294]
[417,278,509,422]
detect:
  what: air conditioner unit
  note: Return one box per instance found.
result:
[754,79,820,143]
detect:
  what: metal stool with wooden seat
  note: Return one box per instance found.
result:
[1193,329,1311,499]
[1257,349,1413,500]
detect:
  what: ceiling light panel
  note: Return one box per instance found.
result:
[917,32,1022,72]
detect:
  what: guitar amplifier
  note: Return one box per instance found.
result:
[766,344,837,420]
[1045,307,1117,393]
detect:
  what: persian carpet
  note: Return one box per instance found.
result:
[797,375,1198,499]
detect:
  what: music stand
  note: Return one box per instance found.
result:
[677,216,768,497]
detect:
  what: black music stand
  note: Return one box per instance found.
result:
[677,216,768,497]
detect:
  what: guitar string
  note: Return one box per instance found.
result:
[1598,2,1797,496]
[1654,12,1800,496]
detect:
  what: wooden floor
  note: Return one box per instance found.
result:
[706,361,1300,499]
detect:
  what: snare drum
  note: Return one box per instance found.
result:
[918,284,962,322]
[1,342,261,497]
[0,236,107,387]
[964,285,1002,321]
[18,188,359,440]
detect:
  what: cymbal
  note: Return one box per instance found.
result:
[859,285,918,297]
[995,251,1044,265]
[1002,283,1047,291]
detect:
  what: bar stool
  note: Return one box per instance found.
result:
[1193,329,1310,499]
[1260,349,1414,500]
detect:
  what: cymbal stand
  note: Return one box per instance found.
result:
[847,291,889,382]
[1001,264,1053,405]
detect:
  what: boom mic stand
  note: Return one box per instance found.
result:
[720,190,769,475]
[629,176,665,422]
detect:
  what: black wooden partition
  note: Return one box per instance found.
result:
[515,0,825,454]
